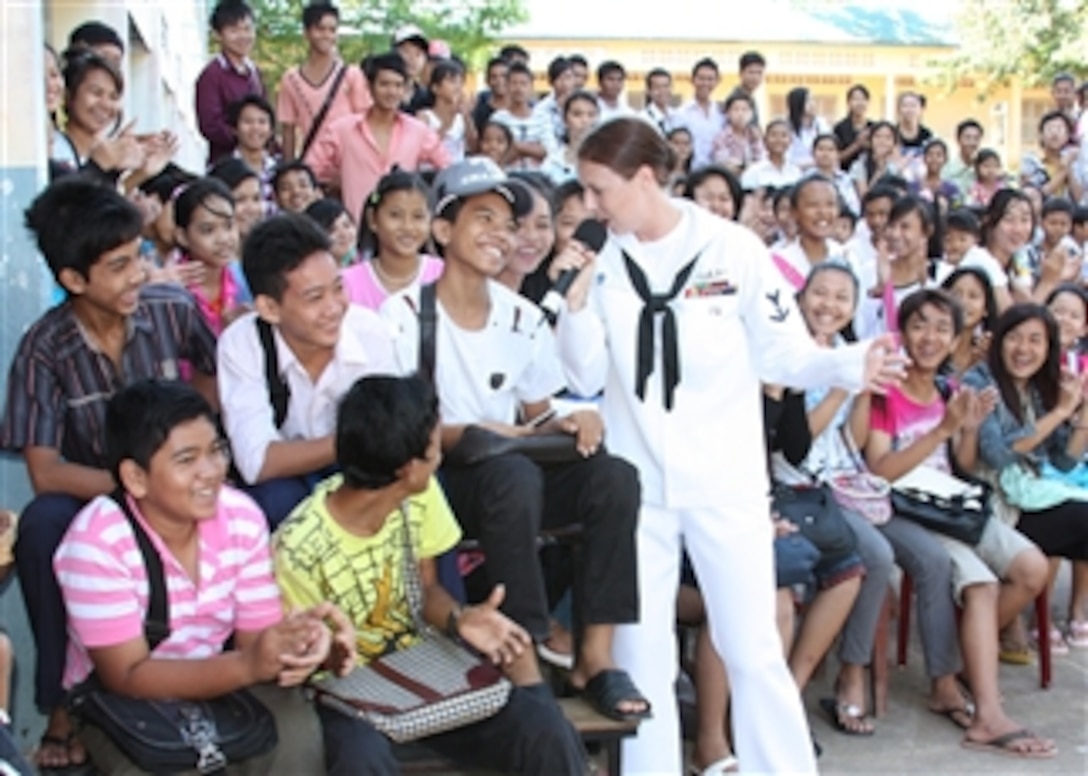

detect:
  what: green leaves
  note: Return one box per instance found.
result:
[942,0,1088,95]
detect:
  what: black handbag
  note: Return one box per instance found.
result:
[418,283,583,467]
[890,473,990,546]
[771,483,858,559]
[68,491,277,775]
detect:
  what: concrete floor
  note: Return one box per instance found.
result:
[804,566,1088,776]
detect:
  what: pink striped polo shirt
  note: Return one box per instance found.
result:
[54,486,283,688]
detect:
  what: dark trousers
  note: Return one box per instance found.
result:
[439,452,640,641]
[14,493,85,711]
[1021,501,1088,560]
[243,476,314,529]
[319,683,586,776]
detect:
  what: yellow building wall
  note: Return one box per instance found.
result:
[520,39,1049,169]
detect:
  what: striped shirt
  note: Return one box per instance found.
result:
[0,283,217,470]
[54,486,283,688]
[489,108,557,170]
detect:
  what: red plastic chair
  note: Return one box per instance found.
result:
[897,574,1051,689]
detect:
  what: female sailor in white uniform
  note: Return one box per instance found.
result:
[551,118,906,775]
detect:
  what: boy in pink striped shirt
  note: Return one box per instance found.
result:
[54,379,354,773]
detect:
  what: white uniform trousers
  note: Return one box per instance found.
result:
[614,503,817,775]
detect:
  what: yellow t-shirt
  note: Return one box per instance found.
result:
[272,475,461,664]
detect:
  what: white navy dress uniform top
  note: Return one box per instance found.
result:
[380,280,566,425]
[556,199,870,510]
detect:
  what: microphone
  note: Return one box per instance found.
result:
[540,219,607,322]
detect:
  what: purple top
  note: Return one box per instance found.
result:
[195,54,265,164]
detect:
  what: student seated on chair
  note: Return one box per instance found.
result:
[54,379,355,774]
[381,157,649,721]
[217,212,396,527]
[273,374,587,776]
[0,179,219,771]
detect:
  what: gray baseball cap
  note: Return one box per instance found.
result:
[432,158,534,219]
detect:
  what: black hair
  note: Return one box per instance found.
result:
[68,21,124,53]
[227,93,275,130]
[945,208,981,238]
[988,304,1061,423]
[62,48,123,101]
[506,61,533,82]
[786,87,809,136]
[772,185,794,211]
[956,118,983,139]
[738,51,765,71]
[898,288,964,337]
[139,163,198,201]
[941,266,998,333]
[210,0,254,32]
[243,213,331,301]
[923,137,948,158]
[302,1,339,28]
[428,58,464,89]
[898,90,926,109]
[1074,206,1088,228]
[682,166,744,221]
[1045,284,1088,355]
[305,198,349,231]
[691,57,719,78]
[645,67,670,92]
[485,57,508,76]
[973,148,1001,175]
[666,125,693,172]
[846,83,869,101]
[208,157,259,191]
[481,119,513,148]
[1052,72,1076,87]
[1042,197,1076,220]
[876,173,910,194]
[106,379,218,484]
[357,168,431,254]
[363,51,408,83]
[800,262,861,309]
[724,92,754,113]
[789,173,835,208]
[981,188,1034,247]
[563,90,599,119]
[568,53,587,69]
[862,120,899,182]
[25,178,143,281]
[337,375,439,490]
[511,171,557,216]
[1038,109,1075,138]
[838,205,858,228]
[547,56,572,84]
[862,183,900,210]
[174,177,234,231]
[888,194,934,233]
[812,132,839,152]
[553,178,585,211]
[272,161,318,193]
[597,60,625,82]
[498,44,529,62]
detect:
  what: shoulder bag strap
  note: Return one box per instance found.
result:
[418,282,438,386]
[256,318,290,429]
[397,502,427,630]
[112,490,171,650]
[298,63,348,160]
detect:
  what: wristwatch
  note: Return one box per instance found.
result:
[445,606,463,639]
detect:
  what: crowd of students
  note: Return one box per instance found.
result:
[4,0,1088,773]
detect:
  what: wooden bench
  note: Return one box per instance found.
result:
[397,696,639,774]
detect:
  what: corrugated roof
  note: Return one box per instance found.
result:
[503,0,959,46]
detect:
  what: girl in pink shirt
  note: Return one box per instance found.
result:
[174,178,248,335]
[343,170,443,310]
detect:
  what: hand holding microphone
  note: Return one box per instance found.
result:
[541,219,607,321]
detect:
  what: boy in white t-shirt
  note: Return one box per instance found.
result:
[381,158,649,720]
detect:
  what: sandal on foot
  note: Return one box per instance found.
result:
[689,755,739,775]
[961,729,1056,759]
[998,646,1032,665]
[35,732,87,770]
[1067,620,1088,648]
[818,697,874,736]
[929,702,975,731]
[1030,627,1069,656]
[579,669,652,722]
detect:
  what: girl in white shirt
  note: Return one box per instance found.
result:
[418,60,476,164]
[786,87,831,170]
[551,118,905,775]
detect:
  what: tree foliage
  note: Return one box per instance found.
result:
[243,0,527,93]
[942,0,1088,94]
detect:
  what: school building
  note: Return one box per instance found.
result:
[503,0,1052,168]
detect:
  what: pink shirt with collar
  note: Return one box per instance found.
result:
[304,109,450,225]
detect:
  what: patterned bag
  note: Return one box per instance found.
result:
[309,503,512,743]
[826,428,892,525]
